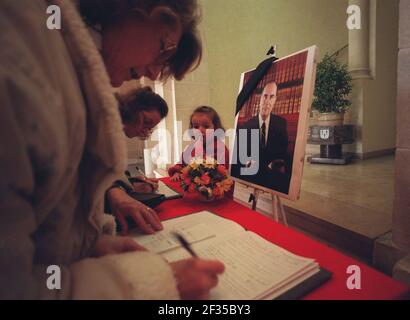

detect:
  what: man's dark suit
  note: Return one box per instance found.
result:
[231,114,291,194]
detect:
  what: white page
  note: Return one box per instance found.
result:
[159,241,317,300]
[197,233,315,300]
[136,211,318,300]
[133,223,215,254]
[157,181,181,198]
[162,246,193,262]
[161,211,245,235]
[163,232,317,300]
[132,211,244,253]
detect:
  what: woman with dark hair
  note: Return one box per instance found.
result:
[119,86,169,139]
[0,0,223,300]
[112,87,167,230]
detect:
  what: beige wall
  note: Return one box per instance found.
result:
[201,0,349,131]
[172,0,399,160]
[174,0,211,153]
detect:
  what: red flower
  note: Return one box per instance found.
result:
[213,186,223,198]
[188,184,196,193]
[217,165,227,176]
[184,177,192,186]
[201,173,211,185]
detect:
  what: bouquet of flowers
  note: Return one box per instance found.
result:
[180,158,233,201]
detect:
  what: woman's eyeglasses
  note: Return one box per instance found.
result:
[138,113,156,140]
[129,36,178,80]
[154,36,178,69]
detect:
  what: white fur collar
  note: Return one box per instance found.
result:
[47,0,127,229]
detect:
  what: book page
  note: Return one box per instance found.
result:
[135,211,319,300]
[164,232,317,300]
[157,181,181,199]
[133,223,215,253]
[132,211,244,253]
[163,211,245,235]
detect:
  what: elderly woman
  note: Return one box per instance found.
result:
[0,0,223,300]
[81,0,202,236]
[80,0,202,85]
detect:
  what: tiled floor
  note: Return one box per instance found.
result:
[282,155,395,244]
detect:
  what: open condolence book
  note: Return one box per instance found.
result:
[132,211,331,300]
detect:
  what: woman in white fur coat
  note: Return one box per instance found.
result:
[0,0,224,300]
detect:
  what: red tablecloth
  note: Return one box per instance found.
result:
[156,178,409,300]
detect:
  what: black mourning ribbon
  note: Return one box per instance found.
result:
[235,56,278,115]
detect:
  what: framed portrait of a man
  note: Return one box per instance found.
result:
[230,46,317,200]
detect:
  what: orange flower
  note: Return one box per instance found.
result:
[201,173,211,185]
[181,166,190,178]
[217,178,233,192]
[194,177,203,185]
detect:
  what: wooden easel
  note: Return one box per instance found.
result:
[249,188,288,226]
[242,45,289,226]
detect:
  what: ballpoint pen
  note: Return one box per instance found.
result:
[172,232,198,258]
[134,165,148,178]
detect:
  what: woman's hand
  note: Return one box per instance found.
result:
[170,173,182,182]
[107,187,163,235]
[92,234,146,257]
[171,259,225,300]
[143,177,159,192]
[131,176,159,193]
[132,182,153,193]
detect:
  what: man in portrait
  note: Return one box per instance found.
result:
[232,81,291,194]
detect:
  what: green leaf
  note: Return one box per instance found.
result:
[312,53,352,114]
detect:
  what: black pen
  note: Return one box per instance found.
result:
[173,232,198,258]
[126,166,157,192]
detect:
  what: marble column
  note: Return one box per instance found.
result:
[372,1,410,285]
[389,0,410,285]
[393,0,410,253]
[348,0,372,79]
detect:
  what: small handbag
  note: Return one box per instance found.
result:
[127,191,166,209]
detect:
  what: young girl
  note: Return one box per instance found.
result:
[169,106,230,181]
